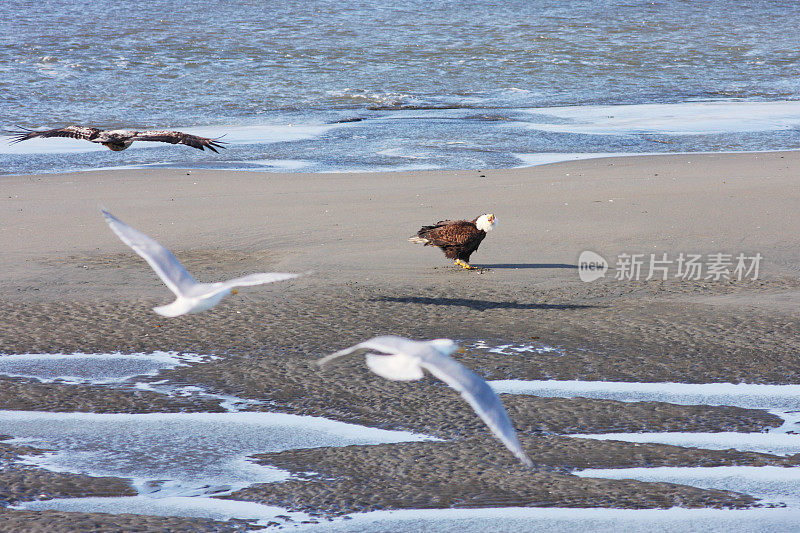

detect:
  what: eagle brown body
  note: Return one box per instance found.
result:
[409,213,496,269]
[6,126,225,152]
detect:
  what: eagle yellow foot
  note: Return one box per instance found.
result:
[454,259,477,270]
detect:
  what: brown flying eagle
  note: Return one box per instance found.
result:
[409,213,496,269]
[6,126,225,152]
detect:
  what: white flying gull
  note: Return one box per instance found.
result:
[6,126,225,152]
[100,208,299,317]
[317,335,533,467]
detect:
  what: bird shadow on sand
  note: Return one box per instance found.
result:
[375,296,595,311]
[471,263,578,270]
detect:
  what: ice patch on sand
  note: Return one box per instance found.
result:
[132,381,268,413]
[569,430,800,457]
[576,466,800,508]
[285,506,800,533]
[0,351,213,385]
[3,410,433,498]
[483,377,800,514]
[488,380,800,411]
[19,495,310,527]
[489,379,800,454]
[471,340,561,356]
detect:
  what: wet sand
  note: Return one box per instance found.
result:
[1,152,799,528]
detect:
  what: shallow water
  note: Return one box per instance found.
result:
[2,1,799,175]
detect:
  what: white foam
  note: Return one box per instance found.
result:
[514,149,800,169]
[515,100,800,135]
[185,124,337,145]
[247,158,313,170]
[326,163,442,173]
[86,159,441,174]
[0,351,212,385]
[377,147,432,159]
[514,152,659,167]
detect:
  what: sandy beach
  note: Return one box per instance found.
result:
[1,151,799,530]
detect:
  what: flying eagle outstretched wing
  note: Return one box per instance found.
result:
[131,130,226,152]
[418,220,481,247]
[6,126,102,144]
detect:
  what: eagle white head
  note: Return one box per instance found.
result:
[476,213,496,232]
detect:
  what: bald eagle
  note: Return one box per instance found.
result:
[6,126,225,152]
[409,213,496,269]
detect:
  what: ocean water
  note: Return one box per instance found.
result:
[1,1,799,175]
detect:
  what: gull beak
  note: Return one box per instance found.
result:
[231,289,239,295]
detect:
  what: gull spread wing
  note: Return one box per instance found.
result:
[100,208,198,297]
[316,342,372,368]
[315,336,410,367]
[131,130,226,152]
[198,272,300,297]
[420,350,533,467]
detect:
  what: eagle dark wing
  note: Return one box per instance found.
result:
[418,220,481,246]
[131,130,226,152]
[6,126,102,144]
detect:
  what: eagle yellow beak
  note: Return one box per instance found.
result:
[457,347,466,354]
[231,289,239,295]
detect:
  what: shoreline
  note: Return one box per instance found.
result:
[2,147,800,179]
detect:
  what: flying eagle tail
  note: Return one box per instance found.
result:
[408,236,429,245]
